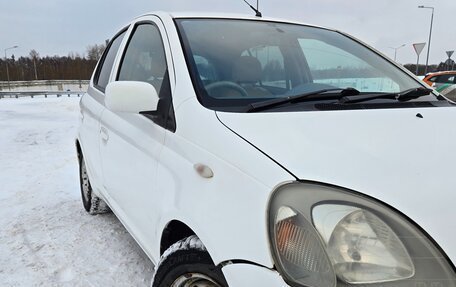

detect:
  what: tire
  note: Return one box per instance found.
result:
[79,155,110,215]
[152,235,228,287]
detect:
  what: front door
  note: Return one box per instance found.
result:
[99,18,174,255]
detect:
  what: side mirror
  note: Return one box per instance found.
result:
[105,81,159,113]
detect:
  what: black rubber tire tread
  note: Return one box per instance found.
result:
[152,235,228,287]
[79,155,110,215]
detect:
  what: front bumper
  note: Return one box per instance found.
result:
[222,263,289,286]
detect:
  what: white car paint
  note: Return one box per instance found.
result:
[77,11,455,286]
[217,107,456,263]
[222,264,288,286]
[78,86,105,193]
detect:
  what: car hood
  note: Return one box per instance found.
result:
[216,107,456,264]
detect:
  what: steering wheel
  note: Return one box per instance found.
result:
[205,81,249,98]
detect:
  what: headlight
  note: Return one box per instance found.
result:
[268,182,456,287]
[314,205,414,284]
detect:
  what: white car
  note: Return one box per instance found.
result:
[76,11,456,287]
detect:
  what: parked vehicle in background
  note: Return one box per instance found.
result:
[436,83,456,102]
[76,11,456,287]
[423,70,456,88]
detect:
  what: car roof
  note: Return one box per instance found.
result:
[425,71,456,78]
[136,11,334,32]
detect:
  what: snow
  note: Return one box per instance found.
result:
[157,235,206,268]
[0,96,154,286]
[152,235,206,284]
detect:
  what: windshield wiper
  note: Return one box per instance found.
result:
[338,87,433,104]
[246,87,360,112]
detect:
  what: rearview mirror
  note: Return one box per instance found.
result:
[105,81,159,113]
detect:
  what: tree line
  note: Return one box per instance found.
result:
[1,43,455,82]
[404,59,455,76]
[0,43,107,82]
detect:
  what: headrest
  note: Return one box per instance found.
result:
[232,56,262,83]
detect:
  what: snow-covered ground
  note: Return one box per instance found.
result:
[0,97,154,286]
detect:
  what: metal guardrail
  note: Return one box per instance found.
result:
[0,80,89,90]
[0,90,85,99]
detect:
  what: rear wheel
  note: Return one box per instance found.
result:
[152,235,228,287]
[79,155,110,215]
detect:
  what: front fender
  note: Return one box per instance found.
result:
[153,98,293,267]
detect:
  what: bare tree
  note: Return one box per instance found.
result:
[86,43,106,61]
[68,52,82,60]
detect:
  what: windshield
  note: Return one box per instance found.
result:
[176,19,431,112]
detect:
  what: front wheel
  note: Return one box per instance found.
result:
[151,235,228,287]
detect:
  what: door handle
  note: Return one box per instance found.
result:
[100,127,109,142]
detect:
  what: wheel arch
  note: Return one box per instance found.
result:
[75,139,82,161]
[160,220,198,255]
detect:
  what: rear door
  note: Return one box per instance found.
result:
[99,16,175,254]
[79,30,126,192]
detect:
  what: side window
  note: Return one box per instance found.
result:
[118,24,168,97]
[117,23,175,132]
[241,46,287,88]
[94,31,126,92]
[436,75,455,83]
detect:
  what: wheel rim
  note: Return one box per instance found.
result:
[171,273,221,287]
[80,159,90,202]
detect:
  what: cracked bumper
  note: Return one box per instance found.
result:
[222,263,290,286]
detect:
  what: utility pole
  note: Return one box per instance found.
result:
[418,6,434,75]
[4,45,19,91]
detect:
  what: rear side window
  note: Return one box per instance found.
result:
[436,74,455,84]
[94,30,126,92]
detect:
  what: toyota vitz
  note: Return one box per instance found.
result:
[76,12,456,287]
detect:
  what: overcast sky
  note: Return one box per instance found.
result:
[1,0,455,65]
